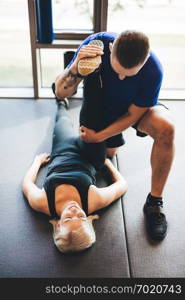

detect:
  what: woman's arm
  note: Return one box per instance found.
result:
[88,159,128,213]
[55,44,104,99]
[22,153,50,212]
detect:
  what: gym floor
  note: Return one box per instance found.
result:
[0,98,184,278]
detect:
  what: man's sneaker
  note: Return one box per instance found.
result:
[51,83,69,109]
[143,200,167,240]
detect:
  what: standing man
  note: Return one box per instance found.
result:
[54,30,175,241]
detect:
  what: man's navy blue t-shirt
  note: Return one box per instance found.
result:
[68,32,163,124]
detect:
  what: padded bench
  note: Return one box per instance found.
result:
[1,99,185,278]
[0,99,129,278]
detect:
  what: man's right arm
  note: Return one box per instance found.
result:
[55,62,82,99]
[55,44,104,99]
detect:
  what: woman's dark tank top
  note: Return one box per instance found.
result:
[43,151,96,218]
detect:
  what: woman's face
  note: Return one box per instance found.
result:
[60,201,87,231]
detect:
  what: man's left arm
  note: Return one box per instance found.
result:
[80,104,149,143]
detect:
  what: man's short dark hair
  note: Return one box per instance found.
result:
[114,30,150,69]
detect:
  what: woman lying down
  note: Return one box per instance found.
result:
[22,102,127,254]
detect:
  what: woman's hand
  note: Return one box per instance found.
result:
[34,153,51,166]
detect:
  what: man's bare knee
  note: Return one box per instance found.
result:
[106,147,119,158]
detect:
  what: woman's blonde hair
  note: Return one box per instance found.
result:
[49,215,99,253]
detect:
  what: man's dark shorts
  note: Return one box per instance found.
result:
[106,102,169,148]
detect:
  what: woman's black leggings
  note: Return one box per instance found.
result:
[51,73,106,170]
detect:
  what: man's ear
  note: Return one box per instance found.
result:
[109,42,113,52]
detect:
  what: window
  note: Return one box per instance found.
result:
[0,0,32,88]
[40,49,75,87]
[107,0,185,90]
[52,0,94,32]
[27,0,107,98]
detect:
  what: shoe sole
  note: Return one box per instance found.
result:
[149,230,167,241]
